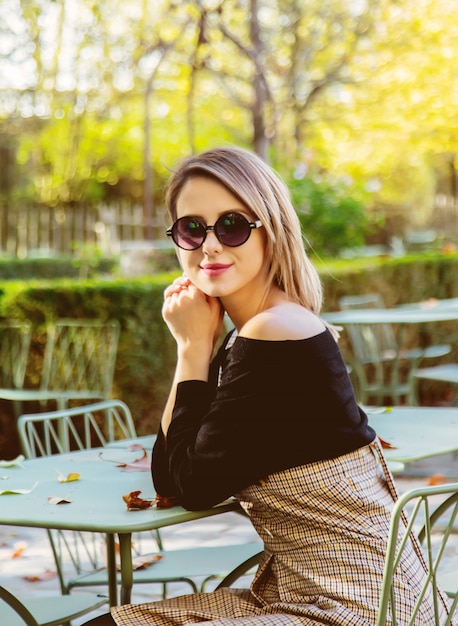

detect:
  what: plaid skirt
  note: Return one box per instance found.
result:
[111,440,452,625]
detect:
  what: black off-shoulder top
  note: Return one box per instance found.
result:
[152,328,375,510]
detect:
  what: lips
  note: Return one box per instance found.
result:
[200,263,232,277]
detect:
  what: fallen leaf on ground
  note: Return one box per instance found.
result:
[48,495,72,505]
[23,569,57,582]
[427,473,446,486]
[11,541,27,559]
[116,554,163,572]
[378,437,397,450]
[122,490,154,510]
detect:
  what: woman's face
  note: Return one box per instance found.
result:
[174,176,269,302]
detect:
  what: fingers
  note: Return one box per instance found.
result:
[164,276,192,299]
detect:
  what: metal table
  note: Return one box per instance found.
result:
[367,405,458,463]
[322,306,458,326]
[0,448,239,606]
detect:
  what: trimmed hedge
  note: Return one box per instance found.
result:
[0,256,117,280]
[319,252,458,311]
[1,251,458,458]
[0,274,180,457]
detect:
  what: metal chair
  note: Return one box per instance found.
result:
[17,399,137,458]
[214,550,263,590]
[215,484,457,624]
[339,294,451,404]
[0,320,32,388]
[0,585,107,626]
[0,318,120,413]
[417,488,458,602]
[376,482,458,625]
[0,320,32,415]
[410,363,458,406]
[17,400,263,600]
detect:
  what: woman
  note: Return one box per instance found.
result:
[86,146,450,625]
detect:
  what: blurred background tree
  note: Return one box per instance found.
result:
[0,0,457,257]
[289,174,371,258]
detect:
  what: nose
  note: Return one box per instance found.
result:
[202,228,223,254]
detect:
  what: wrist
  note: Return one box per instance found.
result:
[175,343,212,382]
[177,339,213,361]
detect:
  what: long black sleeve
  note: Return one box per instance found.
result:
[152,329,375,510]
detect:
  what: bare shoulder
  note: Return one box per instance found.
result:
[239,303,326,341]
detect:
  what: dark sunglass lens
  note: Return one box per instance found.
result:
[216,213,251,247]
[174,217,205,250]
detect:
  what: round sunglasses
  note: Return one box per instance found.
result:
[166,212,263,251]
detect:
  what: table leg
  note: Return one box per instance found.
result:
[119,532,133,605]
[106,533,118,606]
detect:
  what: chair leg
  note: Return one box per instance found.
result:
[407,375,419,405]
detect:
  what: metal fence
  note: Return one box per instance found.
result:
[0,203,169,258]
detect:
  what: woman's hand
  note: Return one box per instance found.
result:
[161,276,224,435]
[162,276,224,356]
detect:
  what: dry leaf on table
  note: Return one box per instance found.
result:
[154,494,178,509]
[378,437,397,450]
[117,448,150,472]
[0,455,25,468]
[99,448,150,472]
[122,490,154,510]
[56,470,80,483]
[48,495,72,505]
[0,481,38,496]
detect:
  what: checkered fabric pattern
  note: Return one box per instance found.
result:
[111,440,452,625]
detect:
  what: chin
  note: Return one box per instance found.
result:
[201,286,226,299]
[196,281,230,299]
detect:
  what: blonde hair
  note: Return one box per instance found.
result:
[165,145,323,315]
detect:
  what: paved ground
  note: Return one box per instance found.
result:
[1,453,457,625]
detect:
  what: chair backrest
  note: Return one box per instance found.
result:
[39,319,120,396]
[17,399,137,457]
[16,399,147,593]
[0,320,32,388]
[376,482,458,626]
[339,294,397,363]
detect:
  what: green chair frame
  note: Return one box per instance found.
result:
[0,320,32,416]
[0,320,32,389]
[215,550,263,590]
[17,399,136,458]
[0,585,107,626]
[339,294,451,404]
[0,318,120,413]
[376,482,458,626]
[17,400,263,600]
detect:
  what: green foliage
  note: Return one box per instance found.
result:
[289,175,372,257]
[2,0,458,244]
[0,257,117,280]
[0,251,180,281]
